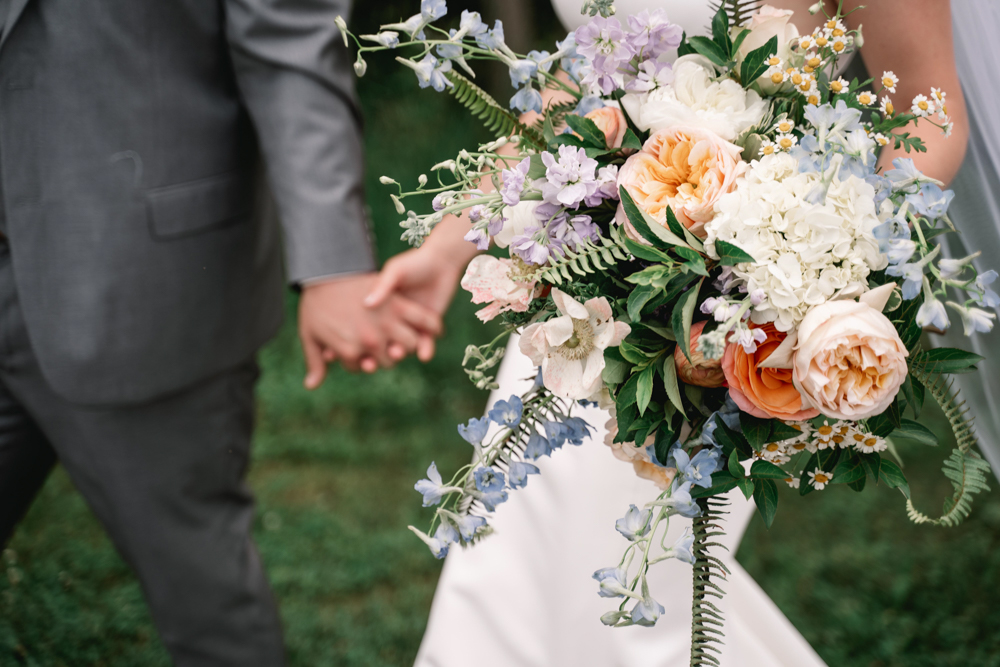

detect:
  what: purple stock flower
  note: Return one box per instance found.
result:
[500,158,532,206]
[464,227,490,250]
[626,9,682,57]
[626,59,673,93]
[511,226,552,265]
[539,146,599,208]
[575,16,634,94]
[584,165,619,207]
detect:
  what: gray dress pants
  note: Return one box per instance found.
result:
[0,242,285,666]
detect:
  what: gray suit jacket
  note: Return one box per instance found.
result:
[0,0,374,405]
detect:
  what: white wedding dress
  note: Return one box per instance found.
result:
[414,3,827,666]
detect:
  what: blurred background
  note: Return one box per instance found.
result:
[2,2,999,666]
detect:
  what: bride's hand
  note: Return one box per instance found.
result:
[364,227,474,361]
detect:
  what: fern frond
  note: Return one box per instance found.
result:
[444,72,546,149]
[536,235,628,286]
[708,0,763,27]
[690,498,730,667]
[531,99,579,135]
[904,364,992,527]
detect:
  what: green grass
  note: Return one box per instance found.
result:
[2,6,1000,665]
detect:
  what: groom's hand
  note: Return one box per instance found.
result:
[299,273,442,387]
[364,242,470,362]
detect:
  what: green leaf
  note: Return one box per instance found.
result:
[677,32,696,58]
[711,4,731,54]
[618,341,651,365]
[832,456,867,485]
[887,397,902,428]
[621,128,643,151]
[617,372,641,408]
[661,355,687,418]
[878,459,911,499]
[770,421,804,442]
[750,460,789,480]
[740,35,778,87]
[866,408,897,438]
[901,374,925,419]
[627,284,657,322]
[671,279,704,362]
[740,413,773,450]
[636,365,655,416]
[892,419,939,446]
[618,187,691,249]
[730,28,750,57]
[687,36,729,68]
[728,449,745,479]
[912,348,984,375]
[653,426,674,466]
[564,114,608,149]
[753,479,779,528]
[860,452,882,481]
[848,476,867,492]
[665,207,705,252]
[551,134,586,149]
[715,240,757,266]
[691,470,739,498]
[527,153,547,180]
[737,477,756,499]
[816,446,842,474]
[675,246,709,276]
[714,419,752,459]
[602,349,629,385]
[620,234,675,263]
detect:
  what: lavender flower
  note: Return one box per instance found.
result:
[625,59,674,93]
[574,16,634,94]
[584,165,620,207]
[626,9,682,58]
[510,226,552,265]
[539,146,599,207]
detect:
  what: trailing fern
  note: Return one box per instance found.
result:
[690,498,731,667]
[708,0,763,28]
[444,71,546,149]
[905,355,992,527]
[535,235,629,286]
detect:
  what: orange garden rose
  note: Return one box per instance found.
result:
[615,125,744,239]
[722,323,820,421]
[674,321,726,388]
[584,106,628,149]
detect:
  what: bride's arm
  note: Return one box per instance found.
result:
[782,0,969,183]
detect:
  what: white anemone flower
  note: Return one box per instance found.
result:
[519,288,630,400]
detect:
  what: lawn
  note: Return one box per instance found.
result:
[2,3,1000,666]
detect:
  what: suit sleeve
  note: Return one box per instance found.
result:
[225,0,375,283]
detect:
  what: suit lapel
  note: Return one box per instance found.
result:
[0,0,31,50]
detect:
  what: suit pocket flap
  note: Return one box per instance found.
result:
[146,171,253,239]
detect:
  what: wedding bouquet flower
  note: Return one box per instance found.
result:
[342,0,993,658]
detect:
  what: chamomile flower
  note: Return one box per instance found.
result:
[873,133,890,147]
[814,420,836,448]
[766,55,783,68]
[765,65,787,86]
[856,91,876,106]
[855,435,888,454]
[849,430,868,448]
[798,77,816,94]
[788,439,818,455]
[788,69,807,87]
[808,469,833,490]
[815,34,829,48]
[805,55,822,70]
[879,96,895,116]
[942,121,954,137]
[931,87,947,108]
[759,138,778,156]
[831,37,848,53]
[912,94,932,117]
[773,119,795,134]
[829,77,849,94]
[776,133,798,151]
[880,71,899,93]
[806,91,821,106]
[785,476,801,489]
[798,35,815,50]
[761,442,791,464]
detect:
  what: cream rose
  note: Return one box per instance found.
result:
[737,6,799,64]
[792,300,909,420]
[620,55,767,142]
[584,106,628,149]
[616,125,745,239]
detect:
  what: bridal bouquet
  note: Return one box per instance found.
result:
[342,0,993,658]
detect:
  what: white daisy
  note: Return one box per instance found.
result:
[879,96,895,116]
[776,133,798,151]
[855,435,888,454]
[784,476,801,489]
[808,469,833,490]
[829,77,849,95]
[773,119,795,134]
[856,91,876,106]
[880,71,899,93]
[912,94,932,117]
[759,138,778,156]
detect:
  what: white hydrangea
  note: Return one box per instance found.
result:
[704,153,888,332]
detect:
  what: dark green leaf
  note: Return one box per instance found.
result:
[621,128,643,151]
[619,187,691,249]
[527,153,547,180]
[728,450,745,479]
[902,374,925,419]
[654,426,674,466]
[687,35,729,68]
[878,459,911,499]
[691,470,739,498]
[770,421,804,442]
[860,452,882,481]
[816,446,842,473]
[892,419,939,446]
[714,419,752,459]
[602,349,628,385]
[677,32,696,58]
[620,234,675,263]
[737,477,756,499]
[675,246,709,276]
[848,476,867,492]
[740,35,778,87]
[551,134,586,149]
[866,409,897,438]
[618,341,650,364]
[753,479,779,528]
[913,348,984,375]
[564,114,608,149]
[617,372,640,407]
[711,4,731,54]
[740,413,773,450]
[715,240,757,266]
[730,28,750,57]
[627,284,657,322]
[665,207,705,251]
[887,397,902,428]
[750,460,789,480]
[636,364,655,415]
[671,279,704,363]
[832,455,867,485]
[661,355,686,418]
[615,404,639,442]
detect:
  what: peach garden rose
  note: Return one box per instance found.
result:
[792,300,909,420]
[674,320,726,388]
[722,323,820,421]
[615,125,745,239]
[584,106,628,149]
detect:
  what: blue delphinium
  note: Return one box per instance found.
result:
[673,447,721,489]
[507,460,540,489]
[667,527,696,565]
[907,183,955,219]
[474,466,505,493]
[410,522,458,559]
[488,395,523,428]
[542,419,568,449]
[615,504,652,540]
[630,595,665,627]
[475,20,505,51]
[667,481,701,519]
[454,514,487,541]
[457,416,490,445]
[973,270,1000,309]
[593,567,629,598]
[523,432,552,460]
[562,416,593,445]
[414,462,448,507]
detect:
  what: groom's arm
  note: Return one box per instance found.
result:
[224,0,373,284]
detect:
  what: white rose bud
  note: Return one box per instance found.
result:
[808,2,823,14]
[379,176,397,185]
[353,55,367,77]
